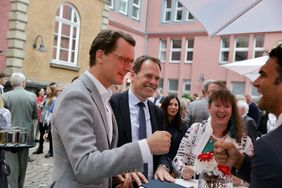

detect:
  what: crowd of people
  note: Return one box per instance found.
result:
[0,29,282,188]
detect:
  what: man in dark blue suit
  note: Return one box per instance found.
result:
[214,45,282,188]
[110,55,164,186]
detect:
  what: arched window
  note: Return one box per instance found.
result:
[52,3,80,67]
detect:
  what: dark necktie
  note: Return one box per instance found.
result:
[137,102,148,178]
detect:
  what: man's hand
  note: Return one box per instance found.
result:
[214,140,244,169]
[154,166,175,182]
[147,131,171,155]
[114,172,148,188]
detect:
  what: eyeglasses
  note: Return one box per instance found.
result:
[111,52,134,65]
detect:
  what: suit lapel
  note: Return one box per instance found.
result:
[80,74,111,147]
[148,101,159,132]
[121,91,132,141]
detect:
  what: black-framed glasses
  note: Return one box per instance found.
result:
[111,52,134,65]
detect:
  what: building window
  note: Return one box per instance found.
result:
[175,0,183,22]
[168,79,178,95]
[132,0,141,20]
[109,0,114,9]
[220,37,230,64]
[159,39,167,63]
[185,38,194,63]
[231,81,245,96]
[253,35,265,58]
[52,3,80,67]
[164,0,172,22]
[234,36,249,62]
[170,39,182,62]
[119,0,128,15]
[159,78,164,91]
[162,0,193,22]
[186,11,194,21]
[251,85,259,100]
[182,79,191,96]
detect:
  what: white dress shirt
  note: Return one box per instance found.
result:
[128,89,154,179]
[85,71,113,143]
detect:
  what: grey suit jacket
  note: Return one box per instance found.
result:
[49,73,143,188]
[187,98,209,126]
[3,87,37,142]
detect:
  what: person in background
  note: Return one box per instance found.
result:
[49,30,171,188]
[34,88,45,142]
[179,97,190,126]
[214,45,282,188]
[0,72,8,95]
[42,85,57,158]
[0,95,11,188]
[153,88,164,107]
[3,73,37,188]
[237,99,261,144]
[173,89,253,187]
[154,95,189,182]
[110,55,165,186]
[245,94,261,124]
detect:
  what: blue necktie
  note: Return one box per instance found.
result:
[137,102,148,178]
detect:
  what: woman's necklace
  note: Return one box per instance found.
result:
[211,133,226,141]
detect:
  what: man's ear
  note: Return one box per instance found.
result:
[130,71,136,82]
[96,49,104,64]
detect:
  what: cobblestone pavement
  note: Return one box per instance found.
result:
[24,142,53,188]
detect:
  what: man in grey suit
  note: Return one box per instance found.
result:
[49,30,171,188]
[3,72,37,188]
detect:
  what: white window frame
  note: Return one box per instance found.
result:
[219,37,230,64]
[182,79,191,95]
[109,0,114,9]
[186,11,194,21]
[168,79,178,95]
[174,0,183,22]
[253,35,265,58]
[233,36,249,62]
[163,0,172,22]
[170,39,182,63]
[132,0,141,20]
[159,39,167,63]
[185,38,194,63]
[119,0,128,15]
[52,3,80,67]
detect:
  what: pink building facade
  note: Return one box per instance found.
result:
[108,0,282,99]
[0,0,10,71]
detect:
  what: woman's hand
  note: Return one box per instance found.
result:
[154,165,175,182]
[181,165,195,180]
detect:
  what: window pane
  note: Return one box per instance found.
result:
[161,40,167,48]
[61,36,70,49]
[232,82,245,96]
[53,35,58,46]
[187,39,194,48]
[172,40,181,48]
[236,37,248,48]
[61,23,71,36]
[59,49,69,61]
[235,51,248,61]
[172,52,181,61]
[221,51,229,61]
[161,52,166,61]
[63,5,72,20]
[176,10,182,20]
[186,52,193,61]
[222,38,229,48]
[255,36,264,48]
[188,12,194,20]
[165,0,172,8]
[255,51,264,58]
[169,80,178,90]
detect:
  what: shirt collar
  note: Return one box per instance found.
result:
[85,71,112,102]
[128,88,148,107]
[276,113,282,127]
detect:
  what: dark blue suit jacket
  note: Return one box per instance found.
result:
[237,124,282,188]
[110,91,164,172]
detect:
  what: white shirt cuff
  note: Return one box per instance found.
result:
[138,139,151,163]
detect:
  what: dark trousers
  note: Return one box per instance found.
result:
[0,150,9,188]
